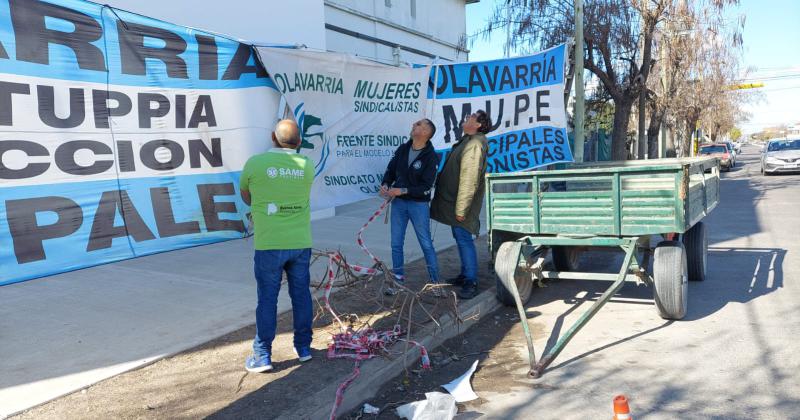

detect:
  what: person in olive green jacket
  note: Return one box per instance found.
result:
[430,110,491,299]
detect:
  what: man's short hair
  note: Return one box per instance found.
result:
[475,110,492,134]
[422,118,436,139]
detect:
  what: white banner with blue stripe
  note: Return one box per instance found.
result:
[0,1,572,286]
[0,0,281,285]
[428,44,573,172]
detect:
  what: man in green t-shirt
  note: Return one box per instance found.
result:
[240,119,314,373]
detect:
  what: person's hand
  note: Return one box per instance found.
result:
[387,188,403,197]
[379,184,389,197]
[456,215,466,222]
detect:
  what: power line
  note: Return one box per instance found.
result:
[757,85,800,92]
[753,66,800,71]
[739,74,800,82]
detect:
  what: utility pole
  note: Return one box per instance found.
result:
[659,29,668,159]
[573,0,585,163]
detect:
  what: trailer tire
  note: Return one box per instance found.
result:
[653,241,688,320]
[552,246,580,271]
[490,230,524,260]
[495,242,533,307]
[683,222,707,282]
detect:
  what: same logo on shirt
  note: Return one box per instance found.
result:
[266,166,305,179]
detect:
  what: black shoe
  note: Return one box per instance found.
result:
[384,276,405,296]
[446,275,466,286]
[458,282,478,299]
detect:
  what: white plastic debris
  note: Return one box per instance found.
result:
[441,359,479,402]
[396,392,457,420]
[362,403,380,414]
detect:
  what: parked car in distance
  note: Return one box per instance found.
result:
[700,144,733,171]
[722,141,737,167]
[761,138,800,175]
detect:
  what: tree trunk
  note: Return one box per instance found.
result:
[683,117,699,158]
[711,123,722,142]
[646,109,664,159]
[665,121,676,158]
[611,99,634,161]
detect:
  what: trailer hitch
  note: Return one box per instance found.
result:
[496,237,639,379]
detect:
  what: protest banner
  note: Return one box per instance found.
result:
[256,47,430,210]
[428,44,573,171]
[0,1,572,286]
[0,0,280,285]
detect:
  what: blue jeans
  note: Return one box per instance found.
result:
[252,248,312,357]
[391,198,440,282]
[451,226,478,284]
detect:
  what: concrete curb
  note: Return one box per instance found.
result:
[279,286,504,420]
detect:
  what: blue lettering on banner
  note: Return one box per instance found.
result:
[0,171,247,285]
[427,44,565,100]
[485,126,570,172]
[0,0,273,285]
[427,43,573,171]
[0,0,274,89]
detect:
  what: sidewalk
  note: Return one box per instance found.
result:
[0,197,485,418]
[8,227,497,420]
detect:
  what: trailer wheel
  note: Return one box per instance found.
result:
[490,230,524,260]
[495,241,533,307]
[653,241,688,320]
[683,222,707,281]
[552,246,580,271]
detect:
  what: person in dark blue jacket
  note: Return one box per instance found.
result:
[381,119,441,294]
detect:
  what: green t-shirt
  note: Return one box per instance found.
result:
[240,148,314,250]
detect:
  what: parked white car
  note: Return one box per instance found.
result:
[761,138,800,175]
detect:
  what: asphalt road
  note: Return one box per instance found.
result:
[469,145,800,419]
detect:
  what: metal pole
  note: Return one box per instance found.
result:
[659,30,667,159]
[427,56,440,118]
[573,0,585,163]
[638,90,647,160]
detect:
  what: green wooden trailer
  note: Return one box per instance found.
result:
[486,157,720,378]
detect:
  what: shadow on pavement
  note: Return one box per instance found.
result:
[684,246,786,321]
[548,320,674,372]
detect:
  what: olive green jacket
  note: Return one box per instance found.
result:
[430,133,489,234]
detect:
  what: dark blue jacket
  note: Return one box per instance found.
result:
[382,140,440,202]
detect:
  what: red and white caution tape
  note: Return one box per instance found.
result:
[329,362,362,420]
[326,325,430,367]
[356,198,393,265]
[356,198,392,265]
[322,251,378,330]
[320,199,391,330]
[322,198,431,419]
[326,326,430,420]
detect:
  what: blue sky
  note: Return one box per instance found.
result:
[466,0,800,135]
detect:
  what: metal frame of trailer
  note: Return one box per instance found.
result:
[485,157,720,378]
